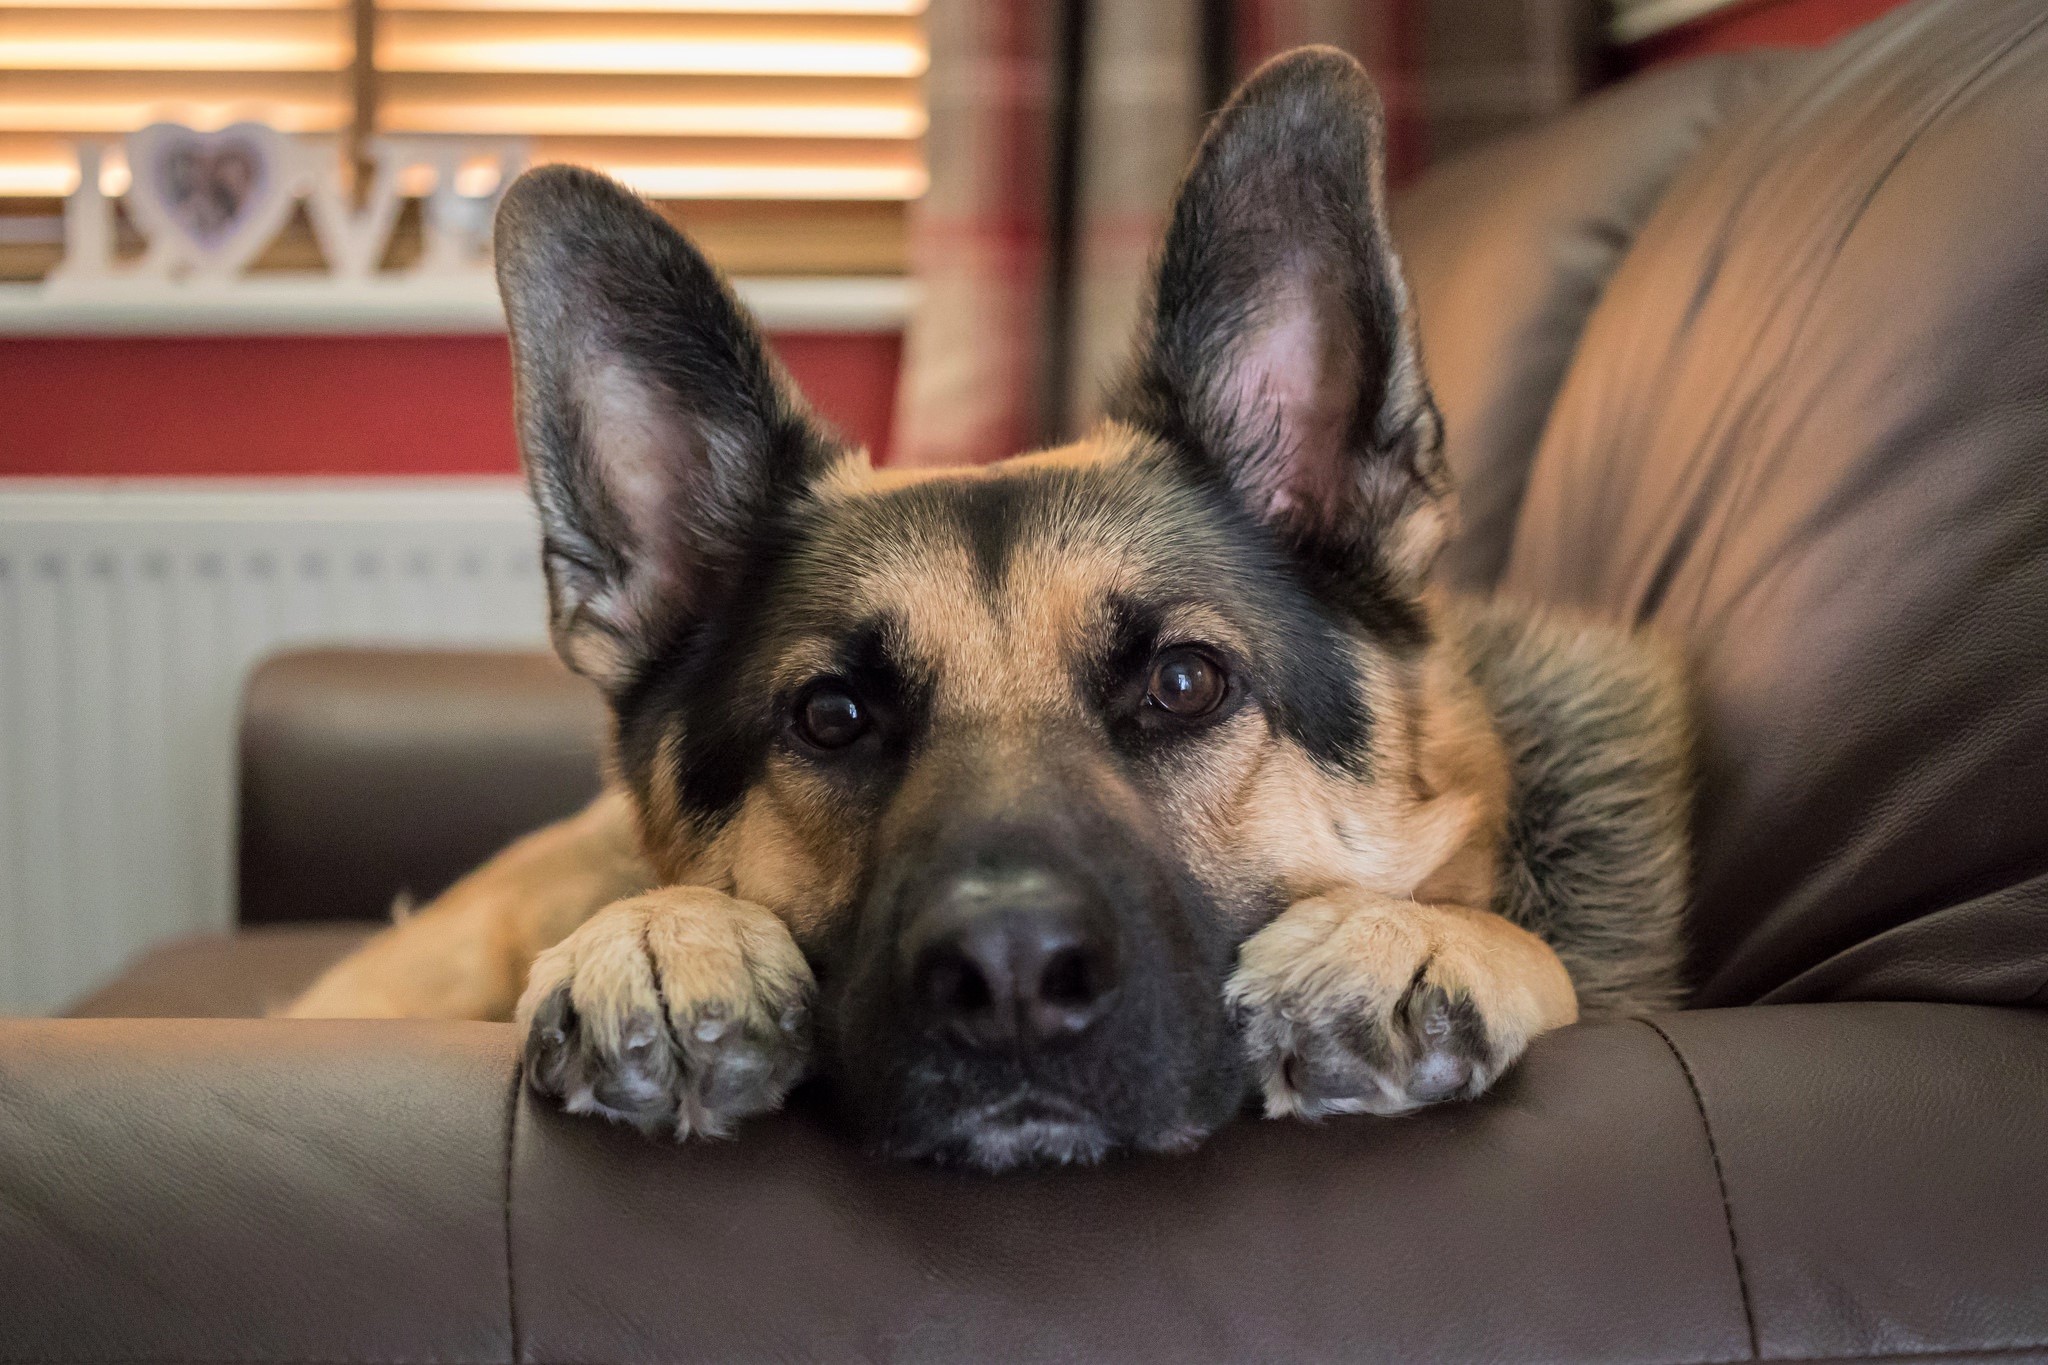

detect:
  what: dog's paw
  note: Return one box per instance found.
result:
[515,888,815,1140]
[1225,892,1576,1119]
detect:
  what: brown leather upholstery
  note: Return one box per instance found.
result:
[64,925,377,1018]
[0,1020,517,1365]
[1398,49,1796,593]
[1500,0,2048,1007]
[4,1007,2044,1364]
[239,647,605,925]
[17,1,2048,1360]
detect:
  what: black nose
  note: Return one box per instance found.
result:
[905,865,1119,1051]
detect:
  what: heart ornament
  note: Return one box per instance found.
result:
[124,122,298,278]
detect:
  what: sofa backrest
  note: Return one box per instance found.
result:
[1494,0,2048,1005]
[1396,49,1796,593]
[238,648,605,924]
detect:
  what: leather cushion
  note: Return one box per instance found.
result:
[1654,1005,2048,1359]
[66,924,376,1018]
[239,648,606,925]
[508,1020,1746,1365]
[1396,50,1796,592]
[0,1019,516,1364]
[1502,0,2048,1005]
[5,1006,2044,1363]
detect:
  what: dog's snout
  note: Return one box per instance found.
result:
[906,865,1119,1051]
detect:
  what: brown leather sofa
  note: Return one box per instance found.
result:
[7,1,2048,1360]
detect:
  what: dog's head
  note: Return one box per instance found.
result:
[495,49,1459,1168]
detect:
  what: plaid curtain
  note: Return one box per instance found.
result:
[891,0,1594,467]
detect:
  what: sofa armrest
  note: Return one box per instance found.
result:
[238,647,607,926]
[3,1004,2042,1364]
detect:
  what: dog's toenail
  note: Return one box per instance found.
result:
[694,1017,728,1043]
[1409,1051,1471,1101]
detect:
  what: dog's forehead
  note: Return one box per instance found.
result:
[790,432,1199,707]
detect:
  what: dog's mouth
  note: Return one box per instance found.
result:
[881,1088,1226,1171]
[895,1088,1118,1171]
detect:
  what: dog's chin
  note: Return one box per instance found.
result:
[884,1092,1113,1171]
[949,1117,1116,1172]
[881,1091,1216,1172]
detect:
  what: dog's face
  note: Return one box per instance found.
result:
[496,49,1456,1167]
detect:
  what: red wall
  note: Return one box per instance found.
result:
[0,331,901,477]
[1629,0,1910,67]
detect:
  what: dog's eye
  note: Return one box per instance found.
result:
[795,681,869,750]
[1145,648,1227,719]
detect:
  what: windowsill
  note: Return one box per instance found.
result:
[0,274,914,337]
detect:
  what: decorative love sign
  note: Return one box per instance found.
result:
[124,122,296,278]
[47,123,527,290]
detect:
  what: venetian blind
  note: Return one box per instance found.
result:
[0,0,925,276]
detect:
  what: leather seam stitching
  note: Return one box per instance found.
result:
[502,1051,524,1365]
[2024,952,2048,1007]
[1642,1017,1760,1360]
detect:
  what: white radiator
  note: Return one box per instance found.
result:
[0,479,549,1015]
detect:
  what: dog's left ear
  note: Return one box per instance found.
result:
[1109,47,1450,592]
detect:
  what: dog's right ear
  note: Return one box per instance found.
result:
[495,165,844,696]
[1108,48,1450,598]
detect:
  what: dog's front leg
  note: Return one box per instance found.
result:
[516,887,815,1140]
[1226,889,1578,1119]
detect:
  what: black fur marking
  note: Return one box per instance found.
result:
[789,614,934,791]
[954,476,1028,599]
[1091,603,1247,753]
[617,507,947,830]
[613,512,801,823]
[1166,473,1377,775]
[1089,595,1164,754]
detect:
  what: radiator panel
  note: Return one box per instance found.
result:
[0,480,549,1015]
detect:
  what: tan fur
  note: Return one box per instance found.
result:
[1225,887,1577,1117]
[514,886,812,1052]
[643,435,1171,941]
[814,441,1112,501]
[514,885,815,1139]
[1232,640,1506,909]
[687,782,857,946]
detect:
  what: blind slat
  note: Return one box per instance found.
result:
[377,12,925,77]
[398,0,924,11]
[0,10,351,71]
[380,71,923,138]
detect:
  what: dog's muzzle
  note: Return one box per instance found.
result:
[821,754,1246,1170]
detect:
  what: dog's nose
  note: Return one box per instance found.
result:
[906,865,1118,1051]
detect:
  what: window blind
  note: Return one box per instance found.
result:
[0,0,352,196]
[0,0,924,276]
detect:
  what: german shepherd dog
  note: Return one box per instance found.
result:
[288,49,1691,1170]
